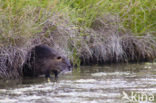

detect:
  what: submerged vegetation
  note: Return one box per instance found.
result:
[0,0,156,78]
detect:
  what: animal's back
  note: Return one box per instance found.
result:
[33,45,58,59]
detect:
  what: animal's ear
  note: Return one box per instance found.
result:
[56,56,62,61]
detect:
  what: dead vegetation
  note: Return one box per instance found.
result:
[0,14,156,79]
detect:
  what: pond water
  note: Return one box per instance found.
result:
[0,63,156,103]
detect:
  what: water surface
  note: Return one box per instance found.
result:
[0,63,156,103]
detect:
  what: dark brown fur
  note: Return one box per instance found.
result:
[22,45,71,78]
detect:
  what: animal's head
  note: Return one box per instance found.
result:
[43,55,72,78]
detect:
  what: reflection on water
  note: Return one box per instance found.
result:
[0,63,156,103]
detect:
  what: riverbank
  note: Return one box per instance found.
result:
[0,0,155,78]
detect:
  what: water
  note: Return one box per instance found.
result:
[0,63,156,103]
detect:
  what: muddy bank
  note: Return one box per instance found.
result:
[0,14,156,79]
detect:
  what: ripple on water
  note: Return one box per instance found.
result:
[0,98,18,103]
[0,64,156,103]
[91,72,132,77]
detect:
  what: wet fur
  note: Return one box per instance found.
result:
[22,45,71,78]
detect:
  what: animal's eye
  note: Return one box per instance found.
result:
[57,56,62,60]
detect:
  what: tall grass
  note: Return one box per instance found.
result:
[66,0,156,35]
[0,0,155,79]
[0,0,55,45]
[0,0,155,69]
[0,0,155,42]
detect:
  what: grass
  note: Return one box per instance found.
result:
[62,0,156,35]
[0,0,155,42]
[0,0,156,78]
